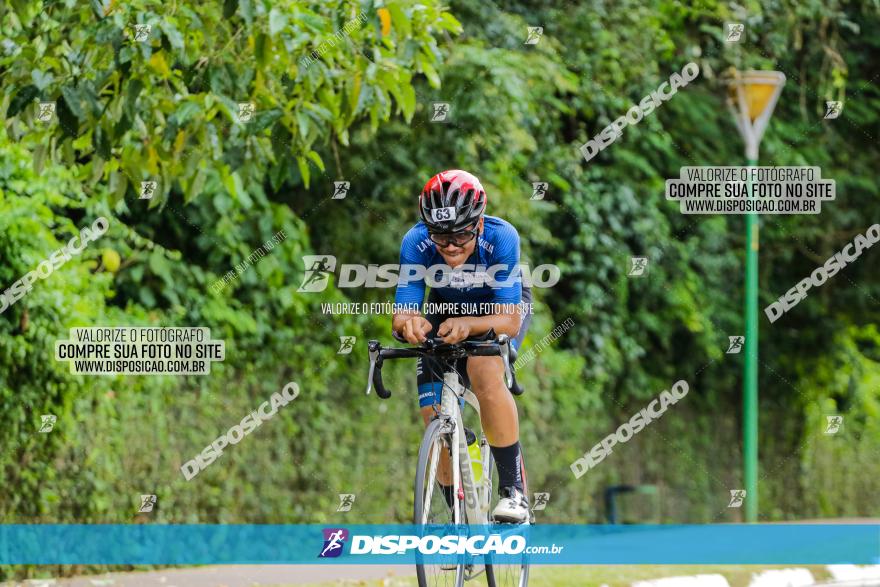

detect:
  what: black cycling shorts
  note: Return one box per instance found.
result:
[415,287,532,407]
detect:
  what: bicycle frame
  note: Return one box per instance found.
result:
[436,370,493,526]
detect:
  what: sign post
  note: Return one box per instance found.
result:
[725,69,786,523]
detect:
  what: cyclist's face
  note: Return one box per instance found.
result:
[433,219,482,266]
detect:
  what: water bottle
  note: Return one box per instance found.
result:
[465,427,483,481]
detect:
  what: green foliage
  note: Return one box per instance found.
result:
[1,0,460,198]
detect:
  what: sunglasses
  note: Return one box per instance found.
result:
[429,224,479,248]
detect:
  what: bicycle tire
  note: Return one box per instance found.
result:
[484,452,530,587]
[415,417,465,587]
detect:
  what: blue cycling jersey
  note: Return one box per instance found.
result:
[394,215,523,307]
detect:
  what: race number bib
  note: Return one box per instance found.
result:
[431,207,456,222]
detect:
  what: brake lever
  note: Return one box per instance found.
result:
[497,334,514,388]
[366,340,380,395]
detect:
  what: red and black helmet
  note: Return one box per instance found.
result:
[419,169,487,233]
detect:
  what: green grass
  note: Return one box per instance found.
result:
[286,564,834,587]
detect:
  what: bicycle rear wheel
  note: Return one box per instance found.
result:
[484,452,530,587]
[415,417,465,587]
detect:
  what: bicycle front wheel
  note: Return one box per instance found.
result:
[485,554,529,587]
[414,417,465,587]
[484,451,530,587]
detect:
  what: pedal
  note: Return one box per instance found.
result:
[491,510,532,525]
[492,518,531,526]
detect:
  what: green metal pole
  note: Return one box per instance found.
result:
[744,156,759,523]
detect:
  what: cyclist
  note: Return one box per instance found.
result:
[392,169,532,523]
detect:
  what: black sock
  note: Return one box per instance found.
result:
[439,483,455,509]
[490,441,524,493]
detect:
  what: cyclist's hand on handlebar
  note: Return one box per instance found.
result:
[401,316,433,344]
[437,317,472,344]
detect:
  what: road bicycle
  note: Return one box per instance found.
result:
[367,332,531,587]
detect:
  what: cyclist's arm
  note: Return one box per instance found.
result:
[392,227,429,339]
[392,308,423,335]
